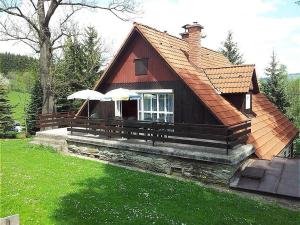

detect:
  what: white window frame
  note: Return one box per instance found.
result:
[115,100,122,118]
[245,93,251,110]
[136,90,174,122]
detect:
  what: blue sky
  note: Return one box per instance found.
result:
[0,0,299,76]
[263,1,300,18]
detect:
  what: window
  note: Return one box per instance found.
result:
[115,101,122,117]
[245,93,251,110]
[138,93,174,122]
[135,58,148,75]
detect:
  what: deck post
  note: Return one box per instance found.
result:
[70,118,73,135]
[226,127,229,155]
[152,122,155,146]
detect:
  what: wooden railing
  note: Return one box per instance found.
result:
[37,112,251,153]
[67,117,251,154]
[37,112,75,128]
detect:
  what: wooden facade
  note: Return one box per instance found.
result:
[91,81,219,124]
[105,33,178,84]
[86,32,219,125]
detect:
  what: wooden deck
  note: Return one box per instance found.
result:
[37,113,251,155]
[230,157,300,199]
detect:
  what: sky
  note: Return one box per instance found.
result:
[0,0,299,76]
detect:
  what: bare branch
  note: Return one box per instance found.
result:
[60,0,139,21]
[0,3,40,33]
[19,39,40,53]
[52,45,64,51]
[29,0,37,10]
[60,6,81,27]
[0,18,39,52]
[44,0,63,26]
[50,7,81,46]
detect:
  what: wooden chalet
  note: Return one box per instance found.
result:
[77,22,298,160]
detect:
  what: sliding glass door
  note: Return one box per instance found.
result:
[138,93,174,122]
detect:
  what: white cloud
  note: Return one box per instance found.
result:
[1,0,299,75]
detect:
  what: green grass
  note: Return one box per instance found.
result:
[7,91,30,125]
[0,139,299,225]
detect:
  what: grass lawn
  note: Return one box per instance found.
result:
[0,139,299,225]
[7,91,30,125]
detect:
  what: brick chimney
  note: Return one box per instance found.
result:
[180,22,204,67]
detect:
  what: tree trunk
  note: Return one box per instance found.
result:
[37,0,55,115]
[40,35,55,114]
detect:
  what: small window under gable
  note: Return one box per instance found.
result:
[245,93,252,114]
[135,58,148,75]
[245,94,251,109]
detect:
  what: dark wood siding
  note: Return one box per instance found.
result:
[91,81,219,124]
[222,93,252,115]
[251,72,260,94]
[222,93,246,112]
[106,33,178,84]
[90,101,115,119]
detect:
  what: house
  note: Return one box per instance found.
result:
[79,22,298,161]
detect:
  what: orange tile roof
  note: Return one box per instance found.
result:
[248,94,298,160]
[200,47,232,68]
[135,23,248,126]
[204,65,255,93]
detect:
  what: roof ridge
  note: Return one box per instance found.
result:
[134,22,185,43]
[201,46,223,54]
[135,23,225,53]
[204,64,255,70]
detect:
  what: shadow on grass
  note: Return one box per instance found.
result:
[50,162,299,225]
[51,164,184,225]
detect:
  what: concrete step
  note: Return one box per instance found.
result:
[31,131,68,152]
[33,136,66,144]
[30,140,66,150]
[35,132,66,140]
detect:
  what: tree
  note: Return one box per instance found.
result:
[25,78,43,134]
[220,31,244,65]
[82,26,105,87]
[0,0,139,114]
[0,75,15,138]
[55,36,85,112]
[54,27,104,112]
[260,51,290,114]
[286,78,300,129]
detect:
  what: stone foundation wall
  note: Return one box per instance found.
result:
[68,141,243,185]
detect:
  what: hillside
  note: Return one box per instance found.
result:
[0,52,38,75]
[0,52,38,94]
[288,73,300,80]
[8,91,30,125]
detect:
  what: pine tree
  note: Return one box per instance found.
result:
[55,37,86,112]
[286,78,300,129]
[26,78,43,134]
[82,26,103,88]
[54,27,104,112]
[0,76,15,138]
[220,31,244,65]
[261,51,290,114]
